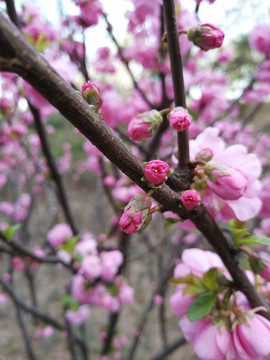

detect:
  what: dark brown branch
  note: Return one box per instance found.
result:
[15,303,37,360]
[0,12,269,320]
[28,103,78,235]
[0,230,72,269]
[162,0,190,173]
[0,277,66,330]
[149,337,186,360]
[5,0,20,27]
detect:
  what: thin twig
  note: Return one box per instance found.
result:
[28,103,78,235]
[5,0,20,27]
[103,14,154,109]
[162,0,190,172]
[0,231,73,270]
[149,337,186,360]
[15,303,37,360]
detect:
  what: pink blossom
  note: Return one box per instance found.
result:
[233,313,270,359]
[259,253,270,282]
[194,320,236,360]
[218,49,234,63]
[206,166,248,200]
[189,127,262,221]
[144,160,170,185]
[260,262,270,282]
[249,23,270,56]
[79,255,102,280]
[66,305,90,325]
[76,0,103,28]
[119,282,134,305]
[100,251,123,281]
[180,189,201,210]
[174,248,224,279]
[259,178,270,218]
[154,295,163,306]
[180,315,209,343]
[188,23,224,51]
[0,202,14,216]
[0,293,7,305]
[170,289,194,317]
[47,223,73,248]
[169,107,191,132]
[34,326,54,338]
[103,175,115,187]
[12,257,25,272]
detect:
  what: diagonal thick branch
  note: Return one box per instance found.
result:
[0,11,269,320]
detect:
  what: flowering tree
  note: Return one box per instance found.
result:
[0,0,270,359]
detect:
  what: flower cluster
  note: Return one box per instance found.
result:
[46,228,134,316]
[182,127,262,222]
[170,249,270,360]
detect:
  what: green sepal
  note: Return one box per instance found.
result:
[238,235,270,247]
[202,268,219,292]
[188,292,217,321]
[36,33,51,52]
[248,256,265,274]
[2,224,21,241]
[164,217,181,232]
[183,283,206,296]
[73,253,84,263]
[140,213,152,231]
[59,235,80,254]
[229,220,249,246]
[107,285,120,296]
[61,294,79,311]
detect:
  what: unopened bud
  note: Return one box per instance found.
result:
[82,81,103,112]
[187,23,224,51]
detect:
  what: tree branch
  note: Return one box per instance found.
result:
[162,0,190,175]
[0,12,269,320]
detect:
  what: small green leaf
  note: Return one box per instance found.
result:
[61,294,78,310]
[188,292,217,321]
[183,284,206,296]
[168,274,195,286]
[3,224,21,240]
[107,285,119,296]
[59,235,79,254]
[164,217,180,231]
[238,236,270,247]
[73,253,83,262]
[229,220,249,245]
[203,268,218,291]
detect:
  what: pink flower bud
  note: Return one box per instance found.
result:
[82,81,103,112]
[127,110,162,142]
[119,194,152,234]
[260,261,270,282]
[187,23,224,51]
[206,165,248,200]
[144,160,170,186]
[195,148,213,162]
[169,107,191,132]
[180,190,201,210]
[249,23,270,56]
[233,313,270,359]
